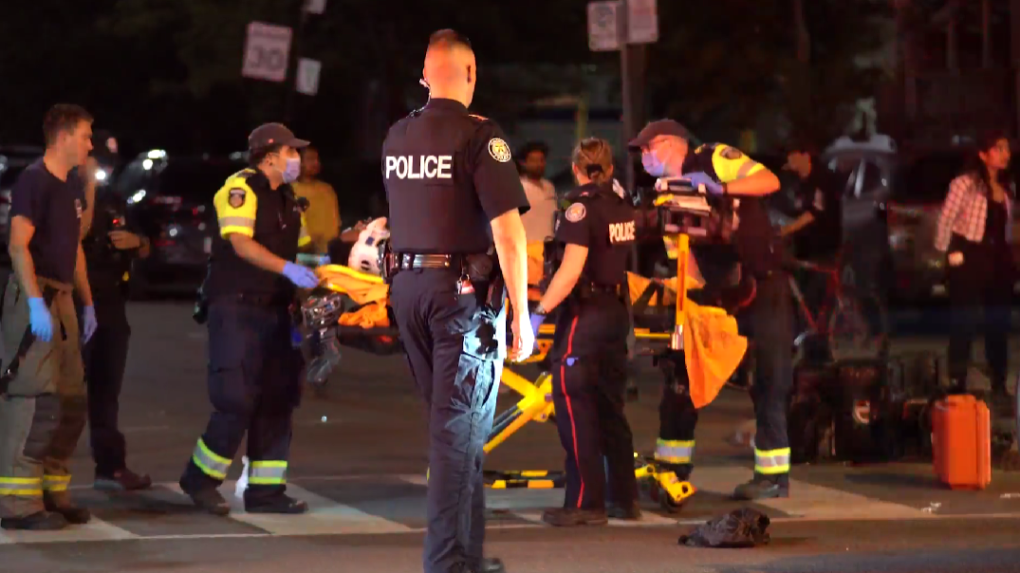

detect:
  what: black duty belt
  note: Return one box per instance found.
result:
[391,253,470,271]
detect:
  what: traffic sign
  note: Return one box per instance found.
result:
[304,0,327,14]
[296,58,322,96]
[587,1,622,52]
[241,22,292,83]
[626,0,659,44]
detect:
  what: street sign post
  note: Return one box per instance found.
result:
[241,22,293,83]
[626,0,658,43]
[587,2,622,52]
[304,0,327,14]
[296,58,322,96]
[588,0,658,272]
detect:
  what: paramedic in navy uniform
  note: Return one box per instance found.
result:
[381,30,533,573]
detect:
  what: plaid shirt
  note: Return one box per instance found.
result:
[934,174,1014,252]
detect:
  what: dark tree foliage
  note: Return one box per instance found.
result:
[0,0,889,158]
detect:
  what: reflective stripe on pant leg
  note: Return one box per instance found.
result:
[191,437,231,479]
[249,461,287,485]
[42,474,71,493]
[754,447,791,475]
[654,439,694,465]
[0,477,42,497]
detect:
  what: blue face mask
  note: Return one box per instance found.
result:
[281,157,301,184]
[642,151,666,177]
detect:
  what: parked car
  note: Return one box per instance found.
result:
[879,148,1020,303]
[114,151,247,297]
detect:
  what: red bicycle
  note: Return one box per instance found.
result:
[785,251,889,362]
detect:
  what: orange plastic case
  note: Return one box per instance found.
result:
[931,395,991,490]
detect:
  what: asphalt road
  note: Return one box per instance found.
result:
[2,300,1020,573]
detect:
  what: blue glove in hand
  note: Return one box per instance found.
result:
[283,262,320,289]
[82,305,97,344]
[27,297,53,343]
[684,171,724,195]
[530,313,546,340]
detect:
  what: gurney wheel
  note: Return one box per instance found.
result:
[656,486,687,514]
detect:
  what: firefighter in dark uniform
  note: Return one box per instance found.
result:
[179,123,319,515]
[382,30,532,573]
[630,120,793,500]
[531,138,640,526]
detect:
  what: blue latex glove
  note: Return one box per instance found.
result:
[283,262,319,289]
[27,297,53,343]
[684,171,724,195]
[81,305,97,344]
[530,313,546,340]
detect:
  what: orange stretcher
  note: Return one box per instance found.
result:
[311,234,747,510]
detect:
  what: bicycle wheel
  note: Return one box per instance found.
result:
[827,287,890,361]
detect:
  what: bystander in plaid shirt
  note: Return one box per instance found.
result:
[934,173,1014,252]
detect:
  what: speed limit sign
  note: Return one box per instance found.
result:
[241,22,292,83]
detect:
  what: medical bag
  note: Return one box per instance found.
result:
[831,359,902,463]
[789,358,901,464]
[931,394,991,490]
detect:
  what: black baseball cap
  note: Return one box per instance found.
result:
[628,119,692,150]
[248,123,310,152]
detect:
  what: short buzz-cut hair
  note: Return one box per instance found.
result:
[43,104,93,147]
[428,29,472,50]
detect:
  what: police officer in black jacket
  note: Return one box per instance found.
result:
[531,138,640,527]
[78,185,153,491]
[179,123,319,516]
[382,30,532,573]
[630,120,793,500]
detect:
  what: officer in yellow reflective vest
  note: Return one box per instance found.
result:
[630,120,793,500]
[179,123,319,515]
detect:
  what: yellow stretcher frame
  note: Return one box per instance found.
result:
[481,235,695,511]
[318,235,698,510]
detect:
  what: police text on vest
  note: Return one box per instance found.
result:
[609,221,636,244]
[385,155,453,180]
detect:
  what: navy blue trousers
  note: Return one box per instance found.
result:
[390,269,503,573]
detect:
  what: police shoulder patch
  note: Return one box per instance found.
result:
[228,187,246,208]
[564,202,586,223]
[488,138,512,163]
[720,146,743,160]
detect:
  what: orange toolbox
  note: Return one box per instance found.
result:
[931,394,991,490]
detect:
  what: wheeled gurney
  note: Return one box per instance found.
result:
[299,184,748,511]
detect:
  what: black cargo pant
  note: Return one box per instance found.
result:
[180,301,302,503]
[78,289,131,477]
[742,273,794,482]
[654,350,697,479]
[550,293,637,511]
[390,269,503,573]
[946,236,1013,392]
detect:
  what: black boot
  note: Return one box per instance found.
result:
[245,493,308,514]
[733,474,789,500]
[606,503,642,520]
[541,507,608,527]
[1,511,68,531]
[479,557,507,573]
[180,481,231,516]
[43,495,91,525]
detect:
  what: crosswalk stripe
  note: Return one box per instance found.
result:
[0,515,138,545]
[689,467,930,521]
[164,482,415,536]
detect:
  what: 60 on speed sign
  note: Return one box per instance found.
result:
[242,21,293,83]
